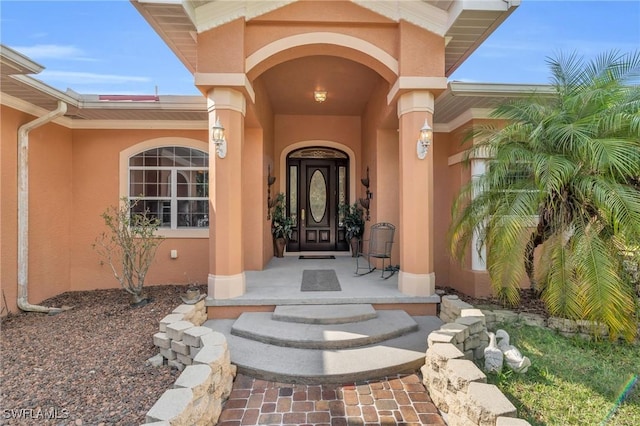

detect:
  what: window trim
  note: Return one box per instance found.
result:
[119,138,209,239]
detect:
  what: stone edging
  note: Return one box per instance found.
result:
[142,301,235,425]
[421,295,533,426]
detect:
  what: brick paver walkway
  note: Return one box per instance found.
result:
[217,373,446,426]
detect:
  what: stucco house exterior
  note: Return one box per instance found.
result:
[1,0,543,317]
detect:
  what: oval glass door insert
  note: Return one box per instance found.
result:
[309,170,327,223]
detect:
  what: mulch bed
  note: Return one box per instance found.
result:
[0,284,205,425]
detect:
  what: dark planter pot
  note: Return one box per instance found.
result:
[350,237,361,257]
[274,237,287,258]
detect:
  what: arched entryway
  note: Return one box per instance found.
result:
[286,147,350,252]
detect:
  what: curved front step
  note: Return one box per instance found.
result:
[272,304,377,324]
[206,316,442,384]
[231,310,418,349]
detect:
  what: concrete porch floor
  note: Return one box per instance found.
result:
[206,254,440,318]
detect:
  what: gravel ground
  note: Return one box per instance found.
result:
[0,284,205,425]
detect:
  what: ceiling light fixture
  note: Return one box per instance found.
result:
[314,90,327,103]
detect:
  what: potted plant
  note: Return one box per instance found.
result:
[271,193,294,257]
[339,203,365,257]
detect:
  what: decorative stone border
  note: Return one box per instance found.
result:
[447,293,638,341]
[421,295,533,426]
[143,301,236,425]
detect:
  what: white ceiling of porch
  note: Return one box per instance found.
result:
[259,56,382,116]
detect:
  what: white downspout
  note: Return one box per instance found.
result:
[17,100,68,313]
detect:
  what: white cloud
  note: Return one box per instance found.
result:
[39,70,151,85]
[10,44,95,61]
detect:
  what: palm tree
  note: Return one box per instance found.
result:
[449,51,640,341]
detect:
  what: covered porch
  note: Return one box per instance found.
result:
[206,254,440,319]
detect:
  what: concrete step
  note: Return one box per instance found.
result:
[204,315,443,384]
[272,304,377,324]
[231,310,418,349]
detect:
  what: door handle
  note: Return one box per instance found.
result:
[301,209,305,222]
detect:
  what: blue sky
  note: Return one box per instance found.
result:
[1,1,638,96]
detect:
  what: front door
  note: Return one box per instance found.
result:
[286,148,349,252]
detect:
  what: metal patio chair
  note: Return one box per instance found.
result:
[355,222,396,279]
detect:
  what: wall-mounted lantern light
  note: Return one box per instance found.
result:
[416,119,432,160]
[359,166,372,221]
[267,165,276,220]
[212,117,227,158]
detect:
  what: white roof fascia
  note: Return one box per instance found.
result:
[77,95,206,111]
[1,92,74,127]
[191,1,296,34]
[352,1,400,21]
[137,0,181,3]
[446,0,518,35]
[398,1,448,36]
[9,75,80,106]
[131,0,197,73]
[8,73,205,112]
[244,1,297,21]
[1,92,207,130]
[353,1,448,36]
[448,81,555,97]
[182,0,198,25]
[1,45,45,75]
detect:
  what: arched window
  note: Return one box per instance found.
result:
[128,146,208,229]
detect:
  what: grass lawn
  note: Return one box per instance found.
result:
[484,323,639,426]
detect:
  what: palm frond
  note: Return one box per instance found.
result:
[448,50,640,340]
[537,233,582,319]
[572,219,637,340]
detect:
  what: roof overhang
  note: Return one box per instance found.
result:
[3,43,558,132]
[433,81,555,132]
[131,0,520,76]
[0,45,44,75]
[1,45,207,128]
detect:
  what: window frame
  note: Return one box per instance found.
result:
[120,138,209,239]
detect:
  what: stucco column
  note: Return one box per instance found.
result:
[471,158,487,271]
[208,88,246,299]
[397,91,435,296]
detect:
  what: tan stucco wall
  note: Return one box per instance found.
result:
[242,1,443,84]
[70,129,210,292]
[360,79,400,266]
[243,127,267,270]
[433,132,452,286]
[398,20,445,78]
[1,106,73,314]
[197,18,245,73]
[440,119,534,298]
[1,106,21,314]
[439,122,494,296]
[274,115,361,194]
[247,1,396,56]
[0,108,212,316]
[248,78,276,268]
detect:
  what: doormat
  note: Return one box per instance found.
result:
[301,269,341,292]
[298,255,336,260]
